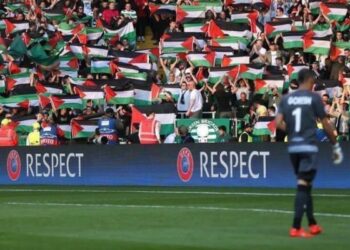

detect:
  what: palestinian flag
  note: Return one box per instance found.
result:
[117,72,147,81]
[132,79,153,106]
[330,41,350,60]
[254,75,285,94]
[307,23,332,38]
[103,22,136,45]
[303,37,331,55]
[133,103,177,135]
[320,3,347,22]
[0,79,5,93]
[4,20,29,35]
[337,18,350,32]
[253,116,275,136]
[162,84,181,101]
[211,36,250,50]
[160,37,195,54]
[104,83,134,105]
[206,46,234,65]
[207,20,252,39]
[163,32,207,49]
[208,66,234,84]
[77,27,104,44]
[282,31,306,49]
[292,17,305,31]
[91,58,112,74]
[238,64,265,80]
[67,44,109,59]
[50,95,83,110]
[59,54,79,70]
[74,86,105,101]
[39,94,51,109]
[71,119,98,139]
[110,51,149,64]
[196,1,222,13]
[148,3,176,15]
[186,52,215,67]
[110,61,140,74]
[221,54,250,66]
[13,115,37,134]
[57,124,72,139]
[252,0,272,9]
[0,92,38,108]
[183,23,206,32]
[176,5,206,23]
[287,64,308,80]
[44,10,66,22]
[230,11,256,23]
[309,0,321,15]
[224,0,251,5]
[265,19,292,37]
[57,22,79,36]
[314,79,341,97]
[136,48,159,63]
[35,82,64,95]
[6,72,31,91]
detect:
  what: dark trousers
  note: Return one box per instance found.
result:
[136,17,147,37]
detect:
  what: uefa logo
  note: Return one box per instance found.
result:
[7,150,21,181]
[177,147,194,182]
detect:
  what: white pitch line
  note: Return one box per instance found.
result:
[4,202,350,219]
[1,188,350,198]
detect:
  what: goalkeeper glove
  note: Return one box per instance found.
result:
[332,143,343,165]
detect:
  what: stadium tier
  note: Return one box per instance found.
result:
[0,0,349,145]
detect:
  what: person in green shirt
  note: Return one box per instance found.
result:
[216,126,232,143]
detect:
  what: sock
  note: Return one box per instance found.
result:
[292,185,308,229]
[306,185,317,226]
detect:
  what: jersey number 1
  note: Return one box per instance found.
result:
[292,107,302,133]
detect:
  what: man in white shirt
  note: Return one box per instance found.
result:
[186,81,203,118]
[177,81,190,112]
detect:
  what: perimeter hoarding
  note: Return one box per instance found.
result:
[0,143,349,188]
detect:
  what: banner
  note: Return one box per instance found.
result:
[176,119,231,143]
[0,143,349,188]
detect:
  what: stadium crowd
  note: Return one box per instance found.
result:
[0,0,350,146]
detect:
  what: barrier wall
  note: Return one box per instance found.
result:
[0,143,349,188]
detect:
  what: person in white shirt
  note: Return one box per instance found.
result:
[177,81,190,112]
[186,81,203,118]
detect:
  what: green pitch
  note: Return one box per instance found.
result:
[0,186,349,250]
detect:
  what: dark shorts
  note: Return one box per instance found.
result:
[289,153,318,182]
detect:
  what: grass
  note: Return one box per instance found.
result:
[0,186,349,250]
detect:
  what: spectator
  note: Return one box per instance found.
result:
[26,122,41,146]
[0,118,18,147]
[262,86,282,109]
[177,125,194,143]
[207,82,234,118]
[186,80,203,118]
[135,0,148,42]
[216,126,232,143]
[102,1,120,25]
[40,117,59,146]
[235,92,251,119]
[98,108,120,145]
[177,81,190,113]
[139,112,161,144]
[121,3,137,23]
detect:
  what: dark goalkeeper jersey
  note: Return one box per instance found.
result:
[278,90,327,153]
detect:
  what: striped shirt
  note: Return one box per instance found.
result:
[121,10,137,21]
